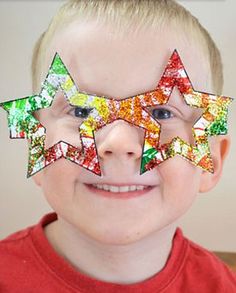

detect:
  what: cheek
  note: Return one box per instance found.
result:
[39,160,81,208]
[159,156,201,211]
[44,118,82,149]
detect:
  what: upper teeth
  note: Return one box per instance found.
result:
[92,184,148,193]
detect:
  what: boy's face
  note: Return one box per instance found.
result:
[35,20,220,244]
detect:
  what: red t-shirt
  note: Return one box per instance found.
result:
[0,213,236,292]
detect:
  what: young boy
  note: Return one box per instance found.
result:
[0,0,235,292]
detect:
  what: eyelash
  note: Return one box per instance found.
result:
[150,108,174,120]
[69,107,93,119]
[69,106,175,120]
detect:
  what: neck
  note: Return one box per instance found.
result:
[44,217,177,284]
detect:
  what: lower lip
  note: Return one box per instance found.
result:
[84,184,155,199]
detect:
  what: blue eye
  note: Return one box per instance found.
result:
[73,107,93,118]
[151,108,173,120]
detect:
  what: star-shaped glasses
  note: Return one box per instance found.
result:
[0,50,232,177]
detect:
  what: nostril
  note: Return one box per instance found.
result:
[127,152,134,156]
[104,150,113,155]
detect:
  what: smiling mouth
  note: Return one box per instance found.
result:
[84,183,155,199]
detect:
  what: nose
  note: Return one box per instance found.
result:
[97,120,143,161]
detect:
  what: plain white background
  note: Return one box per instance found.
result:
[0,0,235,251]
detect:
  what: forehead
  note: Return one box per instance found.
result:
[47,19,212,99]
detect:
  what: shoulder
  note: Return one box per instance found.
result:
[0,224,34,258]
[0,213,58,291]
[186,238,233,271]
[181,233,236,291]
[0,212,57,258]
[0,212,56,252]
[0,213,61,292]
[0,222,38,290]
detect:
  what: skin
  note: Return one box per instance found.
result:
[33,19,230,284]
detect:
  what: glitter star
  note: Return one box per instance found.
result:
[141,50,233,173]
[1,54,90,177]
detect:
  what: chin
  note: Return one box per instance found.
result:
[83,224,153,246]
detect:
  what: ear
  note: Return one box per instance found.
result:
[199,135,231,193]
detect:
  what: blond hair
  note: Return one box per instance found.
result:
[32,0,223,94]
